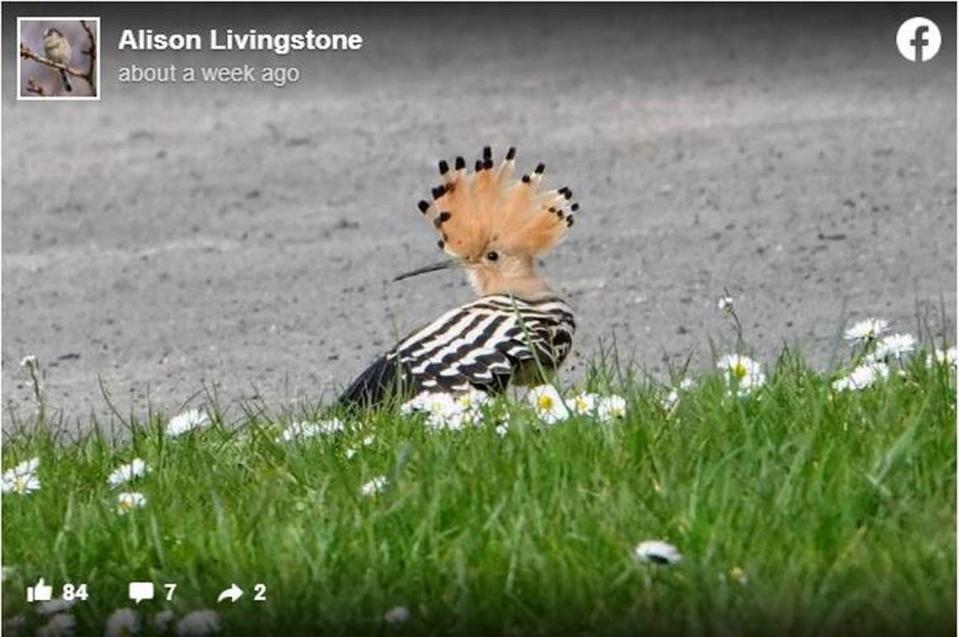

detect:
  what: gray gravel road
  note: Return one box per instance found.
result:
[3,4,956,428]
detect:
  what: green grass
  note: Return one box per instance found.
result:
[2,351,955,636]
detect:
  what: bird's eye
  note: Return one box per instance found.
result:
[486,251,499,262]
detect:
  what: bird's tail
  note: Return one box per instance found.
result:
[337,355,407,410]
[60,69,72,93]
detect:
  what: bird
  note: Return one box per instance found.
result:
[339,146,578,409]
[42,27,72,93]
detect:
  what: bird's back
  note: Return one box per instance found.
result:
[339,294,575,408]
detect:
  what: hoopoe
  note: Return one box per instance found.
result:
[339,146,577,408]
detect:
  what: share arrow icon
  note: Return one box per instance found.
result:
[216,583,244,603]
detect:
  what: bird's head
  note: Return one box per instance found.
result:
[395,146,578,299]
[43,28,64,40]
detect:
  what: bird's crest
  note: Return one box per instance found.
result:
[416,146,578,260]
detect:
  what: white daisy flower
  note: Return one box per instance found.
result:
[527,385,569,424]
[831,377,852,392]
[107,459,150,488]
[6,457,39,475]
[318,419,347,435]
[426,410,468,431]
[104,608,140,637]
[2,457,41,495]
[279,421,320,442]
[597,395,627,421]
[634,540,683,565]
[279,418,346,442]
[873,333,916,360]
[454,388,489,412]
[494,423,509,437]
[153,610,177,632]
[383,606,410,624]
[403,391,484,431]
[844,317,889,342]
[451,389,490,427]
[568,392,598,415]
[360,476,387,497]
[344,447,358,460]
[2,472,40,495]
[832,362,890,392]
[426,403,468,432]
[117,492,148,515]
[928,346,958,368]
[361,435,375,447]
[36,613,77,637]
[662,377,695,409]
[662,391,678,409]
[717,354,766,396]
[38,597,77,616]
[718,296,734,312]
[166,409,210,438]
[175,610,220,636]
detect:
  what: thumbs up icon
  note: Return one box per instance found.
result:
[26,578,53,602]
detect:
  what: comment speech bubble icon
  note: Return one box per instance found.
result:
[128,581,155,605]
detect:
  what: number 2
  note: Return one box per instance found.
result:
[253,583,266,601]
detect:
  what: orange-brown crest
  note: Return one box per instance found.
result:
[416,147,578,263]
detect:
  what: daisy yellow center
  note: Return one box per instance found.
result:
[731,363,748,379]
[574,398,588,410]
[537,395,554,411]
[119,500,134,513]
[13,477,26,493]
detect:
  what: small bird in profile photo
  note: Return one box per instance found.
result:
[42,27,72,92]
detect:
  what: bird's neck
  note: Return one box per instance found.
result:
[469,268,551,300]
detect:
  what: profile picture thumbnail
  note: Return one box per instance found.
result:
[17,17,100,99]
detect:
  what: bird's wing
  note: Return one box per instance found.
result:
[338,296,574,408]
[389,296,570,394]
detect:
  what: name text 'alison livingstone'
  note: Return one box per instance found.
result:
[118,28,364,55]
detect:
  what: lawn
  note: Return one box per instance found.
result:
[2,327,956,636]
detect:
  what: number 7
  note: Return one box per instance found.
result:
[164,583,177,601]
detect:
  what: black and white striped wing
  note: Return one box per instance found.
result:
[338,295,574,407]
[389,295,574,394]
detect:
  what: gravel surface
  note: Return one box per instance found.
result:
[3,4,955,429]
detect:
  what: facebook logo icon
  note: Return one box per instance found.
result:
[897,17,941,62]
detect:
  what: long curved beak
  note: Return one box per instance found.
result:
[393,258,458,282]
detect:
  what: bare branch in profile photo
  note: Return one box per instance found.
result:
[25,77,45,96]
[80,19,97,92]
